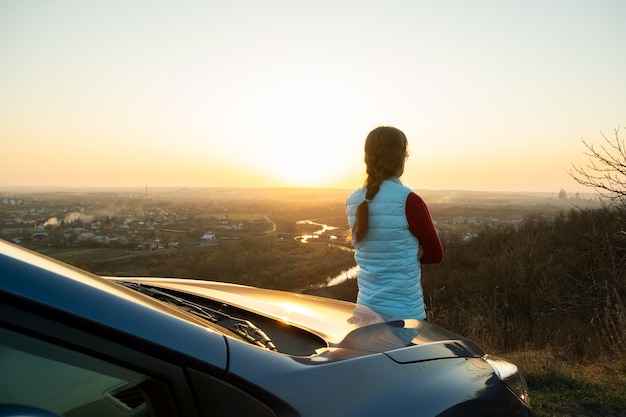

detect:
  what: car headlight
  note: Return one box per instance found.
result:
[484,355,531,406]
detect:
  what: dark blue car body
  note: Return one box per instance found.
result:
[0,240,532,417]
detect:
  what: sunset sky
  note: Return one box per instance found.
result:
[1,1,625,193]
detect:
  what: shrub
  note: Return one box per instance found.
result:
[424,206,626,361]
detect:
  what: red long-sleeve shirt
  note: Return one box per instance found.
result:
[406,192,444,264]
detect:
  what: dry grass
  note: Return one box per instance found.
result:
[506,349,626,417]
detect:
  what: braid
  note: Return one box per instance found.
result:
[365,169,385,201]
[352,126,408,243]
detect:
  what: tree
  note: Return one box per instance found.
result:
[568,127,626,206]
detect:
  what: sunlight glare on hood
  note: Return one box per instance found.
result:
[274,302,319,319]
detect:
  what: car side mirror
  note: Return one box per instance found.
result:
[0,404,62,417]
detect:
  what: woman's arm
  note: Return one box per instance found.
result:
[406,192,444,264]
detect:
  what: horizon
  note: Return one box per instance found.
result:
[2,1,624,193]
[0,184,594,199]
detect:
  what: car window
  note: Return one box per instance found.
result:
[0,328,177,417]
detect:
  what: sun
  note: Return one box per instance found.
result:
[235,70,368,188]
[264,122,347,187]
[253,94,357,187]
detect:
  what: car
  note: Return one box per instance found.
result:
[0,239,533,417]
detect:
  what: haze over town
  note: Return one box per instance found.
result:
[1,1,625,193]
[0,186,598,250]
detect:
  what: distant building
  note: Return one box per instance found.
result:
[1,198,24,206]
[0,221,33,237]
[201,233,217,245]
[32,226,49,240]
[77,232,95,242]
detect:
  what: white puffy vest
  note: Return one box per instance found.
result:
[346,178,424,320]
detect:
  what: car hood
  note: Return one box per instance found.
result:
[111,277,485,360]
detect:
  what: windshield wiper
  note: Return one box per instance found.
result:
[117,281,278,351]
[230,320,277,351]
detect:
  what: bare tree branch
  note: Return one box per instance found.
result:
[568,128,626,206]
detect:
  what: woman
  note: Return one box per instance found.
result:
[346,126,443,322]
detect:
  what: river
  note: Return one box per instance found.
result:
[295,220,358,287]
